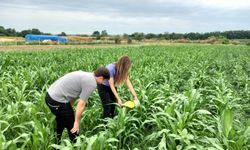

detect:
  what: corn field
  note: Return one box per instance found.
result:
[0,44,250,150]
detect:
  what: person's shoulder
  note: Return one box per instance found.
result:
[79,71,92,75]
[68,70,82,75]
[79,71,95,83]
[68,70,83,74]
[106,63,116,68]
[69,70,91,77]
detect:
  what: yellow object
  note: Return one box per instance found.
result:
[123,100,135,108]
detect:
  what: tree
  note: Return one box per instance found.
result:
[131,32,144,41]
[92,31,101,40]
[31,28,41,34]
[114,35,121,44]
[5,28,16,36]
[58,32,66,36]
[101,30,108,37]
[19,30,32,37]
[92,31,100,37]
[123,33,129,39]
[145,33,156,39]
[0,26,6,36]
[127,38,132,44]
[169,33,184,40]
[163,32,170,40]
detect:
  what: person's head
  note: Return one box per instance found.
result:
[94,67,110,84]
[115,55,132,86]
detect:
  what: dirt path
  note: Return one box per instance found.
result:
[0,43,173,52]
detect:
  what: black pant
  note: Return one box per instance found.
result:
[45,93,78,142]
[97,84,117,118]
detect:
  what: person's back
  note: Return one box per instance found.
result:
[48,71,96,103]
[45,67,110,143]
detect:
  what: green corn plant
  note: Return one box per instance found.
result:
[221,108,233,139]
[1,44,250,149]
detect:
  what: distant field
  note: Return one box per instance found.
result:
[0,42,173,52]
[1,44,250,149]
[0,37,23,42]
[234,39,250,43]
[1,36,250,47]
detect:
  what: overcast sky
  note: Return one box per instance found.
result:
[1,0,250,34]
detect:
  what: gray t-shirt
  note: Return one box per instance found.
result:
[47,71,97,103]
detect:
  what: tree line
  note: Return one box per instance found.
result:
[1,25,250,40]
[126,31,250,40]
[0,26,66,37]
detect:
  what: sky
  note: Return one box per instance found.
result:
[0,0,250,34]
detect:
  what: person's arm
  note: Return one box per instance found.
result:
[126,77,139,101]
[109,77,123,106]
[70,100,86,133]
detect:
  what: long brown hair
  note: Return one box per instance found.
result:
[114,56,131,86]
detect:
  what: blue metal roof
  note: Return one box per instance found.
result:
[25,34,68,43]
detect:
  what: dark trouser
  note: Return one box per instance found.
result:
[97,84,117,119]
[45,92,78,143]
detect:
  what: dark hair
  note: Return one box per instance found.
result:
[94,67,110,80]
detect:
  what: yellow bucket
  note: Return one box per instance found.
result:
[122,100,135,108]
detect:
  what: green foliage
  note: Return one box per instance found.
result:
[131,32,144,41]
[208,36,230,44]
[101,30,108,37]
[0,44,250,149]
[222,39,230,44]
[58,32,66,36]
[127,38,132,44]
[114,36,121,44]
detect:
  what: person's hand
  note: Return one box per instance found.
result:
[70,121,79,134]
[134,100,140,107]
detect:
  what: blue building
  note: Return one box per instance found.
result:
[25,34,68,43]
